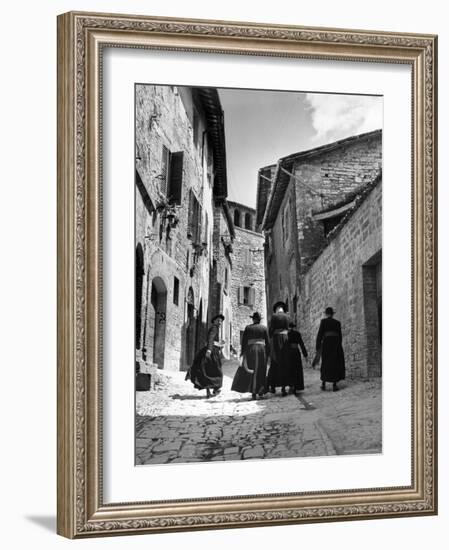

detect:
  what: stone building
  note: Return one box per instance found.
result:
[208,201,235,360]
[135,85,230,372]
[257,129,382,377]
[228,201,267,355]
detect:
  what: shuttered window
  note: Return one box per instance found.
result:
[238,286,255,306]
[244,248,252,265]
[249,287,255,306]
[161,146,184,204]
[173,277,179,306]
[168,151,183,204]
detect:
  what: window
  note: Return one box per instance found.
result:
[238,286,255,306]
[173,277,179,306]
[168,151,183,204]
[160,145,184,205]
[187,189,201,244]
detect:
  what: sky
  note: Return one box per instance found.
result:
[218,88,383,208]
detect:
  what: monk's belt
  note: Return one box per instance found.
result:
[273,329,288,335]
[247,339,265,346]
[323,331,339,338]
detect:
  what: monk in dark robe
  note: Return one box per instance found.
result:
[267,301,290,396]
[185,314,225,398]
[231,312,270,400]
[287,322,308,394]
[315,307,345,391]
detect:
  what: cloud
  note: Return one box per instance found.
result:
[304,93,383,143]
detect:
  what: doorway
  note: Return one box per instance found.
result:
[149,276,167,369]
[362,250,382,376]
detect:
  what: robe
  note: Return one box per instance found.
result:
[231,322,270,395]
[185,324,223,390]
[315,317,345,383]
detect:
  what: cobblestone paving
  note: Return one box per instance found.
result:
[136,362,342,465]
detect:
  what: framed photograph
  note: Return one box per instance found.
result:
[57,11,437,538]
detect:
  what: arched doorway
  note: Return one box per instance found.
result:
[135,243,144,351]
[149,276,167,369]
[185,287,196,367]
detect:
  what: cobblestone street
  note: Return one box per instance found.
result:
[136,360,381,465]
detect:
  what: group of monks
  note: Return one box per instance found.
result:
[186,302,345,399]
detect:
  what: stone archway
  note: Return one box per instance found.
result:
[149,276,167,369]
[135,243,144,351]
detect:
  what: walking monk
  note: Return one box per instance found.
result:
[315,307,345,391]
[185,313,225,398]
[267,301,290,396]
[231,312,270,400]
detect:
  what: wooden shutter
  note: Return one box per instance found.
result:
[187,190,195,238]
[161,145,170,196]
[195,203,202,244]
[168,151,183,204]
[249,287,256,306]
[238,286,243,305]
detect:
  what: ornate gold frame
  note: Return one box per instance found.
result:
[57,11,438,538]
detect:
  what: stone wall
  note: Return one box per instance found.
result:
[293,131,382,274]
[135,84,215,372]
[260,131,382,378]
[231,226,267,354]
[264,182,301,324]
[299,181,382,378]
[209,204,233,359]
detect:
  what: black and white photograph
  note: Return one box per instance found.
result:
[134,84,383,465]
